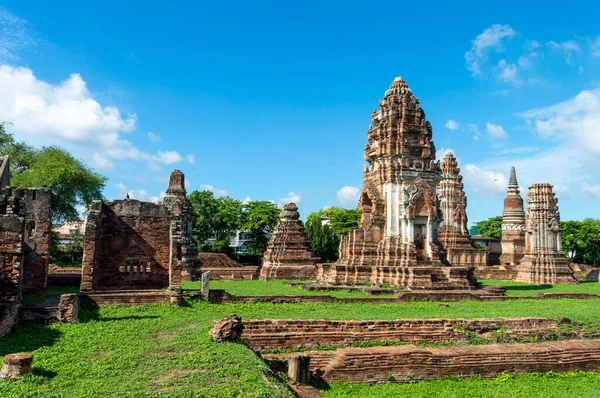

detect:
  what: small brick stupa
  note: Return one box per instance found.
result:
[500,166,526,265]
[437,152,487,266]
[515,184,576,284]
[259,203,320,280]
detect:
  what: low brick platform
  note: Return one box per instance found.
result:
[243,317,586,352]
[48,267,82,287]
[82,290,177,307]
[319,340,600,383]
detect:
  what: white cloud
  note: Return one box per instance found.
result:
[546,40,580,64]
[279,192,302,204]
[467,124,482,141]
[553,184,572,200]
[436,147,455,161]
[547,40,580,52]
[147,132,161,142]
[186,154,195,164]
[93,153,115,170]
[0,65,184,170]
[520,89,600,155]
[497,59,520,85]
[0,9,34,62]
[242,196,252,204]
[114,182,163,203]
[486,122,508,139]
[591,36,600,57]
[201,184,228,197]
[524,40,541,51]
[465,24,517,75]
[462,164,508,197]
[496,147,540,155]
[337,186,360,207]
[582,183,600,199]
[444,119,459,130]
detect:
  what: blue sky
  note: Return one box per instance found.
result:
[1,0,600,223]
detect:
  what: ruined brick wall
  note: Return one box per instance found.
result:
[81,200,172,291]
[320,340,600,384]
[0,301,20,337]
[0,195,25,337]
[242,317,570,351]
[14,188,52,294]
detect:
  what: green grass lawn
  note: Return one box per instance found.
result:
[3,298,600,397]
[182,279,398,298]
[321,372,600,398]
[482,280,600,296]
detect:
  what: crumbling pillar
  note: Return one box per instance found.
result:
[288,355,311,384]
[201,271,211,300]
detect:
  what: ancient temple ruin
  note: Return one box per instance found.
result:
[0,157,52,336]
[437,153,487,266]
[500,167,526,266]
[80,170,198,293]
[515,184,576,284]
[260,203,319,280]
[322,78,477,289]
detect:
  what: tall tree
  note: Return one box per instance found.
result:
[240,200,279,256]
[188,190,219,250]
[471,216,503,239]
[1,123,106,222]
[305,207,362,263]
[561,219,600,265]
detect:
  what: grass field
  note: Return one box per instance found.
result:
[320,372,600,397]
[482,280,600,296]
[181,278,600,298]
[2,298,600,397]
[183,279,398,298]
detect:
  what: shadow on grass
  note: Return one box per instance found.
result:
[0,323,62,358]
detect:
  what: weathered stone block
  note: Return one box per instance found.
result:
[0,353,33,380]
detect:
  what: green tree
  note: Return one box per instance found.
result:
[240,200,279,256]
[188,190,219,250]
[188,189,243,254]
[1,124,106,222]
[561,219,600,265]
[305,207,362,263]
[11,146,106,222]
[471,216,503,240]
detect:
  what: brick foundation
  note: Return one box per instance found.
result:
[242,317,580,352]
[319,340,600,384]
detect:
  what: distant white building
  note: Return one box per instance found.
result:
[52,221,85,248]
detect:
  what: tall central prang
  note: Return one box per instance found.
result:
[321,77,477,289]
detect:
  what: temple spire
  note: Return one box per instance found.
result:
[508,166,518,188]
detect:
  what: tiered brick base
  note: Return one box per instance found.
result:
[260,264,317,280]
[319,264,476,290]
[516,255,577,284]
[318,340,600,384]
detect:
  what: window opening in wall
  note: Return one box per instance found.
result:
[119,261,152,274]
[31,191,37,201]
